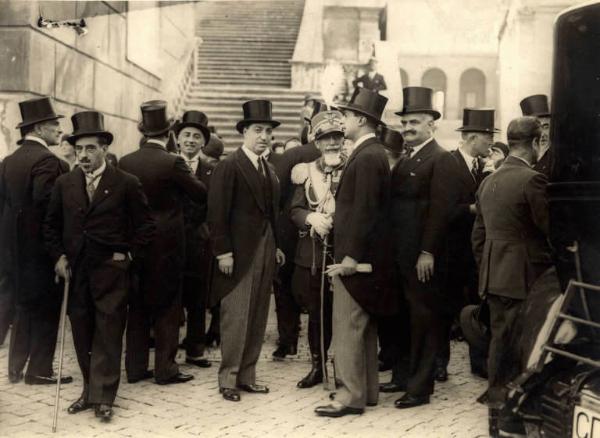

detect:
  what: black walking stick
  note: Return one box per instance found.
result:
[320,235,335,391]
[52,272,70,433]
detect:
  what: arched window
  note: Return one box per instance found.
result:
[400,68,409,87]
[460,68,486,109]
[421,68,447,117]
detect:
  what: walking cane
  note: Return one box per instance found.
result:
[52,272,70,433]
[320,235,335,391]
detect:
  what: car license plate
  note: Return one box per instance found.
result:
[573,405,600,438]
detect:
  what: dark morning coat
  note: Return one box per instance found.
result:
[0,140,69,307]
[390,139,453,274]
[119,142,207,309]
[533,149,551,178]
[207,147,280,307]
[472,156,552,299]
[333,136,396,316]
[43,164,156,268]
[352,73,387,93]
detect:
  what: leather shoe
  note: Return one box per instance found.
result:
[156,372,194,385]
[185,358,212,368]
[394,393,430,409]
[68,396,91,414]
[238,383,269,393]
[8,371,23,383]
[435,366,448,382]
[220,387,241,402]
[94,404,113,421]
[272,344,297,361]
[24,374,73,385]
[379,381,406,393]
[127,370,154,384]
[315,403,364,418]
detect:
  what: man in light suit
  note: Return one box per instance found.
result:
[472,116,552,436]
[315,88,395,417]
[208,100,285,402]
[45,111,155,421]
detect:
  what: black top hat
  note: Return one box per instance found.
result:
[336,88,388,124]
[16,97,64,129]
[520,94,551,117]
[456,108,499,133]
[173,110,211,144]
[236,100,280,133]
[138,100,174,137]
[68,111,113,146]
[395,87,441,120]
[379,126,404,153]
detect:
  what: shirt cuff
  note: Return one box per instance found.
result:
[216,252,233,260]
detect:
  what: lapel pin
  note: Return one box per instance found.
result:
[410,172,416,176]
[104,189,109,194]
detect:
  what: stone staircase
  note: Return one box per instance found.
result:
[187,0,310,152]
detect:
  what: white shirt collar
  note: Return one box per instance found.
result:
[241,145,262,170]
[146,139,167,148]
[85,159,107,184]
[407,137,433,156]
[354,133,376,149]
[181,151,202,162]
[24,135,48,148]
[458,146,477,172]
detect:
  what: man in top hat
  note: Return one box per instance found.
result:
[352,58,387,93]
[386,86,453,408]
[520,94,552,177]
[208,100,285,402]
[120,100,207,385]
[0,97,73,385]
[44,111,155,421]
[472,116,552,436]
[315,88,395,417]
[438,108,498,382]
[269,99,327,362]
[175,110,213,368]
[288,110,347,389]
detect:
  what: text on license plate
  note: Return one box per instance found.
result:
[573,405,600,438]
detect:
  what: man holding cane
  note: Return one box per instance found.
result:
[315,88,394,417]
[45,111,155,421]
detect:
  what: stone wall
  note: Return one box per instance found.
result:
[0,1,196,159]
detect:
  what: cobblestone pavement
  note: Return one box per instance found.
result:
[0,297,488,438]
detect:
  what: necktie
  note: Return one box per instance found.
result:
[404,146,414,159]
[471,158,480,180]
[86,174,101,202]
[258,157,267,179]
[186,159,197,171]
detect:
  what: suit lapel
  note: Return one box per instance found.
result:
[234,148,266,212]
[406,140,438,172]
[88,165,117,213]
[337,137,376,195]
[70,168,89,209]
[450,149,477,190]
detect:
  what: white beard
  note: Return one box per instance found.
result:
[323,151,341,167]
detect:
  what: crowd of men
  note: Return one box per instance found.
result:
[0,85,553,436]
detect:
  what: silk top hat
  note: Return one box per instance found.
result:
[138,100,174,137]
[379,126,404,153]
[204,133,225,160]
[395,87,441,120]
[236,100,281,133]
[68,111,114,146]
[16,97,64,129]
[336,87,388,124]
[456,108,500,133]
[520,94,551,117]
[173,110,210,144]
[311,110,344,140]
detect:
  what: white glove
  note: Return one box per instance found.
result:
[306,212,332,238]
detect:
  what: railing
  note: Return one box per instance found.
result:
[167,36,201,117]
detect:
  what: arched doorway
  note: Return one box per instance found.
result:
[460,68,486,109]
[400,68,409,87]
[421,68,447,117]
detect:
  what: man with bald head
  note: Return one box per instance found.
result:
[472,116,552,436]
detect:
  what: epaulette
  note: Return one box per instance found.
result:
[291,162,309,184]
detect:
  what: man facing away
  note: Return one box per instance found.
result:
[208,100,285,402]
[45,111,155,421]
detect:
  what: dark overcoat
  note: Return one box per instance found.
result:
[352,73,387,93]
[0,140,68,307]
[390,139,453,274]
[43,164,156,267]
[207,147,280,306]
[119,142,207,309]
[472,156,552,299]
[333,136,396,316]
[533,149,551,178]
